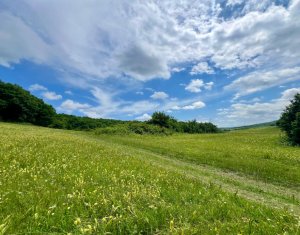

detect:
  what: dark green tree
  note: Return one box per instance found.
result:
[148,112,172,128]
[277,93,300,145]
[0,80,56,126]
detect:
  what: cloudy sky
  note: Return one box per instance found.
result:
[1,0,300,127]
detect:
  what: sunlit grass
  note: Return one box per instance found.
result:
[0,123,299,234]
[102,127,300,188]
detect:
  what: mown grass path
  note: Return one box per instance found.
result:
[87,134,300,217]
[98,127,300,190]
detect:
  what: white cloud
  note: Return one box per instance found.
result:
[151,91,169,100]
[41,91,62,100]
[190,62,214,75]
[29,84,47,92]
[1,0,298,84]
[172,101,206,110]
[185,79,214,93]
[136,91,144,95]
[204,82,214,90]
[226,0,244,7]
[225,67,300,99]
[59,99,91,112]
[65,90,73,95]
[29,83,63,101]
[217,87,300,127]
[281,87,300,100]
[0,12,51,67]
[135,113,151,121]
[172,67,185,73]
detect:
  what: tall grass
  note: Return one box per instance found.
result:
[99,127,300,189]
[0,123,299,234]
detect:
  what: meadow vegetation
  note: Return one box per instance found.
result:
[0,122,300,234]
[103,127,300,189]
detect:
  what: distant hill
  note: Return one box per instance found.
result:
[222,121,277,131]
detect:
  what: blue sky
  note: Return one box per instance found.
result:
[1,0,300,127]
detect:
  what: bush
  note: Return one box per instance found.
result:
[49,114,123,131]
[148,112,218,134]
[148,112,172,128]
[94,124,131,135]
[181,120,219,134]
[95,122,172,135]
[277,93,300,145]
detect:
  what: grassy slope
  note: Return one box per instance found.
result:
[102,127,300,189]
[0,123,299,234]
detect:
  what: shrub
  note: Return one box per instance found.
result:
[148,112,172,128]
[49,114,123,131]
[94,124,131,135]
[277,93,300,145]
[95,122,172,135]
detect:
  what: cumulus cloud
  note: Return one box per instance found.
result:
[29,84,47,92]
[1,0,298,84]
[41,91,62,100]
[135,113,152,121]
[218,87,300,127]
[2,0,300,125]
[59,99,91,112]
[119,45,170,81]
[151,91,169,100]
[185,79,214,93]
[28,84,62,100]
[29,83,62,100]
[190,62,214,75]
[172,101,206,110]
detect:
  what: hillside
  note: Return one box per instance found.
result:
[0,122,299,234]
[222,121,277,130]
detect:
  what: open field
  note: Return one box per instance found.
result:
[103,127,300,189]
[0,123,300,234]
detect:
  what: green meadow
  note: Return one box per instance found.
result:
[0,122,300,234]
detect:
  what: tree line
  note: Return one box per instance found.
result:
[0,80,219,134]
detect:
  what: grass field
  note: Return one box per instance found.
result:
[1,122,300,234]
[102,127,300,189]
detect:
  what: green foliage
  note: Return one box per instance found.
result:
[277,93,300,145]
[95,122,172,135]
[50,114,123,130]
[0,80,55,126]
[181,120,219,133]
[94,124,131,135]
[148,111,172,128]
[291,112,300,144]
[148,112,219,134]
[128,122,172,135]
